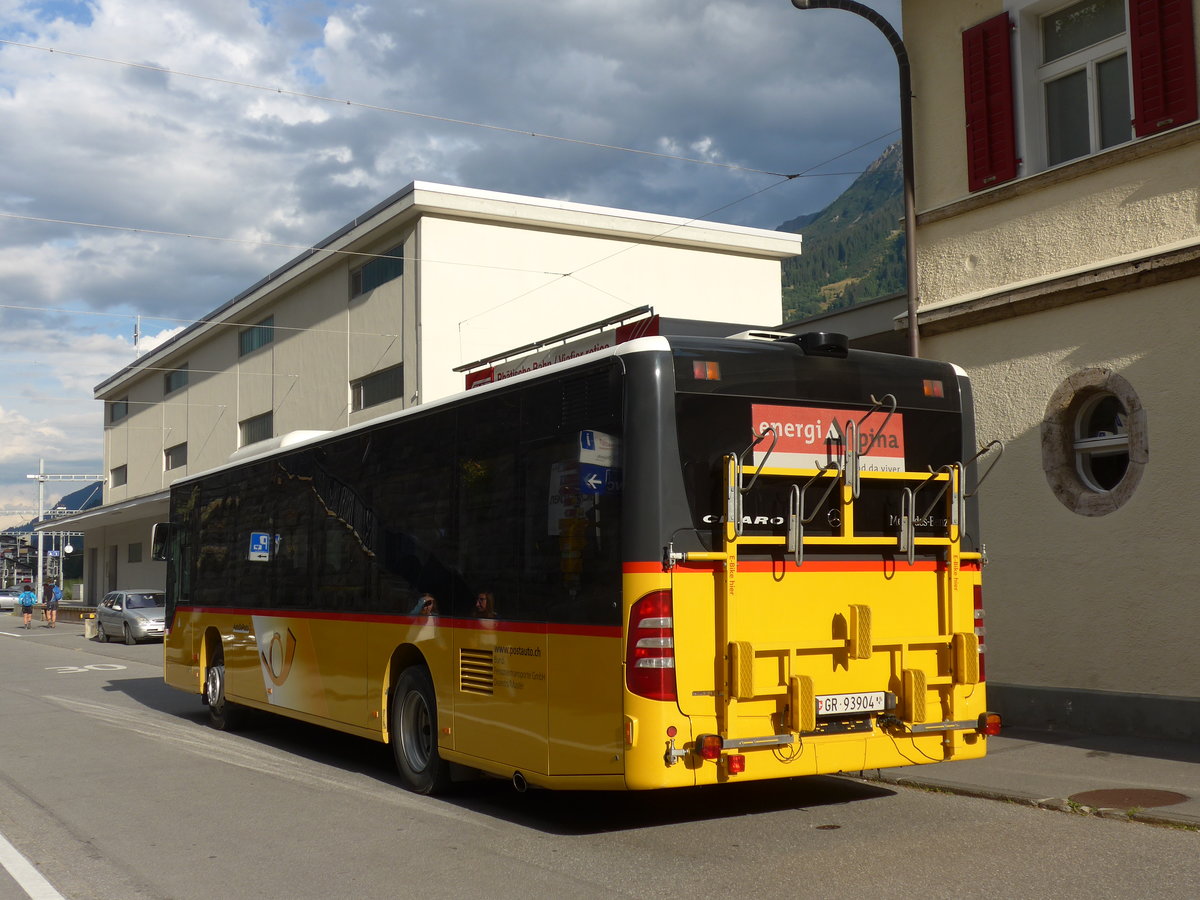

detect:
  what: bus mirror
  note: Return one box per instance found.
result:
[151,523,173,561]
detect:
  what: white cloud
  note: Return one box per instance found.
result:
[0,0,903,507]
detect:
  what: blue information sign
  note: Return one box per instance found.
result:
[249,532,272,561]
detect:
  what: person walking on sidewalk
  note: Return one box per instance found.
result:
[44,582,61,628]
[18,584,37,629]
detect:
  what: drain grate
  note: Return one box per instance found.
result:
[1067,788,1189,809]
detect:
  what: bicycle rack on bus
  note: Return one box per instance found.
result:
[661,424,1006,750]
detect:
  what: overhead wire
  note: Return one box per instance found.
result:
[2,37,810,179]
[0,37,900,347]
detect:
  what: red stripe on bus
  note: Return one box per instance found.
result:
[173,607,621,638]
[624,559,981,574]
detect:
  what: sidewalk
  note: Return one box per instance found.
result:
[858,727,1200,828]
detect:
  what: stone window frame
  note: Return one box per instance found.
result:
[1041,367,1147,515]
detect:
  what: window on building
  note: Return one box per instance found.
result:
[351,363,404,412]
[350,244,404,298]
[1073,392,1129,491]
[110,465,128,488]
[128,542,143,564]
[109,397,129,423]
[240,411,273,447]
[1040,0,1131,166]
[164,364,189,394]
[962,0,1197,190]
[238,316,274,357]
[165,442,188,470]
[1041,368,1146,515]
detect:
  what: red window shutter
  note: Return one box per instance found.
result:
[1130,0,1198,137]
[962,13,1018,192]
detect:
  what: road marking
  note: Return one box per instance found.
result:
[0,829,67,900]
[44,664,128,675]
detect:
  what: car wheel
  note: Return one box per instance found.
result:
[123,623,136,645]
[391,666,450,795]
[96,621,108,642]
[205,652,244,731]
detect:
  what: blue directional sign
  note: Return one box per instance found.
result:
[579,464,622,495]
[578,463,606,495]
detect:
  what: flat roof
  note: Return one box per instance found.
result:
[94,182,801,397]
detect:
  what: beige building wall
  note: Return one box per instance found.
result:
[415,216,785,401]
[923,281,1199,698]
[900,0,1200,736]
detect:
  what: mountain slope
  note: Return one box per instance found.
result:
[778,143,905,322]
[10,481,103,533]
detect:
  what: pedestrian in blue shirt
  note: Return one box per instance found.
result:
[18,585,37,629]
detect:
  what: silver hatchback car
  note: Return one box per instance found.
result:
[96,590,166,644]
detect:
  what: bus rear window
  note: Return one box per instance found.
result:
[674,393,962,541]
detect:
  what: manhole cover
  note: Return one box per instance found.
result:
[1067,788,1189,809]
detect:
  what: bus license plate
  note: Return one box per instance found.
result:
[815,692,887,716]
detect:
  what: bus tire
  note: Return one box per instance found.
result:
[205,653,244,731]
[392,666,450,795]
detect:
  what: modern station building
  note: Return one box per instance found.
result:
[67,183,802,603]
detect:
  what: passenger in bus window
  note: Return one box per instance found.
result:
[474,591,496,618]
[410,593,437,616]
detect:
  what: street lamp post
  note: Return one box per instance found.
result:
[790,0,919,357]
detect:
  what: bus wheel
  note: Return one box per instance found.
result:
[205,653,243,731]
[392,666,450,795]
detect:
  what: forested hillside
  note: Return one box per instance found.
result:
[778,143,905,322]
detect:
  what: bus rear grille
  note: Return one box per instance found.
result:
[460,649,494,694]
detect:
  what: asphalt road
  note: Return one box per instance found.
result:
[1,618,1197,900]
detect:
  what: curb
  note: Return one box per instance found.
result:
[856,773,1200,831]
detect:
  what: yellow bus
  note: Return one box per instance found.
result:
[157,326,1001,793]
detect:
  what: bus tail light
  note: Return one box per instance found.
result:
[978,712,1002,736]
[726,754,746,774]
[974,584,987,682]
[696,734,723,760]
[625,590,677,702]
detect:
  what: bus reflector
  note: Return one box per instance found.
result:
[974,584,987,682]
[696,734,723,760]
[692,361,721,381]
[978,712,1002,736]
[625,590,677,702]
[726,754,746,774]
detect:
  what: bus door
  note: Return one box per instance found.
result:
[451,393,550,776]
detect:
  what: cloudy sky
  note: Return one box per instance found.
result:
[0,0,902,521]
